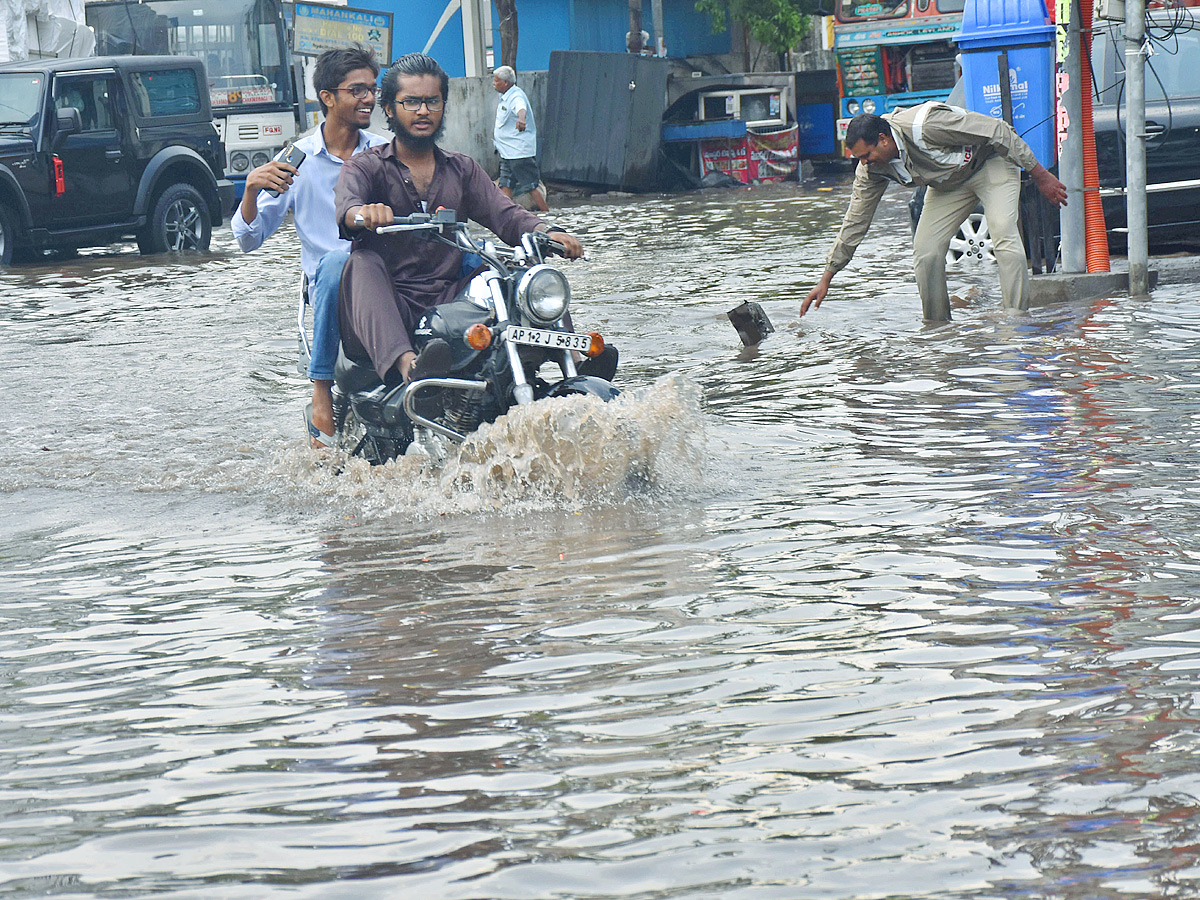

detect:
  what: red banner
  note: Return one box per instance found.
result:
[700,125,799,184]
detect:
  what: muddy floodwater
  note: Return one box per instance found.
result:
[5,183,1200,899]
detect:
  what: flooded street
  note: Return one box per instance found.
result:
[5,182,1200,899]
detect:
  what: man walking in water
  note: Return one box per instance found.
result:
[231,44,387,446]
[802,102,1067,321]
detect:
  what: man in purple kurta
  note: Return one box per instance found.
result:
[334,53,583,383]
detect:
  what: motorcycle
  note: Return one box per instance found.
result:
[299,208,618,465]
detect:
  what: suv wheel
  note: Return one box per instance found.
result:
[137,183,211,255]
[947,212,995,266]
[0,202,15,267]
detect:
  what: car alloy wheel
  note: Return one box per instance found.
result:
[138,183,212,255]
[947,212,995,266]
[163,196,204,250]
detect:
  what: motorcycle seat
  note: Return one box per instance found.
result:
[334,345,389,395]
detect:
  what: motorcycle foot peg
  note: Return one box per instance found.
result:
[728,301,774,346]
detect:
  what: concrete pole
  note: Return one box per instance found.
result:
[1057,0,1086,273]
[650,0,666,56]
[461,0,487,77]
[481,0,494,68]
[1125,0,1149,294]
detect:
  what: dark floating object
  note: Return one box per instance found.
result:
[727,301,774,346]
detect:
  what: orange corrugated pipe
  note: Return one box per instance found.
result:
[1080,0,1111,271]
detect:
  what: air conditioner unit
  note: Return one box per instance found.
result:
[697,87,789,128]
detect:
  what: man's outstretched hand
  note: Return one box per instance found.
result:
[801,271,835,316]
[1031,165,1068,207]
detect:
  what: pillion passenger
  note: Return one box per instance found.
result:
[231,44,387,446]
[802,102,1067,322]
[333,52,583,384]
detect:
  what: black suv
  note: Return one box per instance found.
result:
[0,55,234,265]
[1092,11,1200,247]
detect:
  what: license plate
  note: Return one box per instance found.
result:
[504,325,591,352]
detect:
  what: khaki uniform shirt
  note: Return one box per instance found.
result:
[824,102,1043,274]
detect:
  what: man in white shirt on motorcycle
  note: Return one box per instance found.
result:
[231,44,388,446]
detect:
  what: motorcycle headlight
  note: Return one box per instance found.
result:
[516,264,570,325]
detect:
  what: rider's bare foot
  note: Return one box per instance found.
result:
[310,380,335,446]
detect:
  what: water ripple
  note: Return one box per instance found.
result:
[5,187,1200,898]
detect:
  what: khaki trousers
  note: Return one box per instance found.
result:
[912,154,1028,321]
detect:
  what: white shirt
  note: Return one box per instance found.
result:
[493,84,537,160]
[231,124,388,279]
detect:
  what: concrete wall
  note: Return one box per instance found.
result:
[363,72,549,179]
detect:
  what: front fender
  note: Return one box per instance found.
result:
[543,375,620,401]
[0,165,34,230]
[134,146,219,216]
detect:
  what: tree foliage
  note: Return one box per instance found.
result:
[695,0,814,54]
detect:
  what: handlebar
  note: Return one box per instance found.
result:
[353,208,576,262]
[356,208,460,235]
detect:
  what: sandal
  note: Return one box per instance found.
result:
[303,401,336,449]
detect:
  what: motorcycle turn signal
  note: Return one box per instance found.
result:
[466,323,493,350]
[585,332,605,358]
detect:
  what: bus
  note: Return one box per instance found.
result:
[86,0,303,199]
[833,0,963,145]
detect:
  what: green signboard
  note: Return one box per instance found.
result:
[293,2,392,62]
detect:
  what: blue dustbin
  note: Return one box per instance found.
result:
[955,0,1056,167]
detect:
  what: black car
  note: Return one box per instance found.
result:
[1092,10,1200,247]
[0,55,234,265]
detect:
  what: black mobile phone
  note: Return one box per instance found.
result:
[265,142,305,196]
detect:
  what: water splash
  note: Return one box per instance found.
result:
[276,375,707,519]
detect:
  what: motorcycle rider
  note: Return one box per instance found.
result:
[334,53,583,384]
[231,44,388,446]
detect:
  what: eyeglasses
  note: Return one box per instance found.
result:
[397,96,444,111]
[334,84,379,99]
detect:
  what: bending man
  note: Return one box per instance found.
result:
[335,53,582,383]
[802,102,1067,321]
